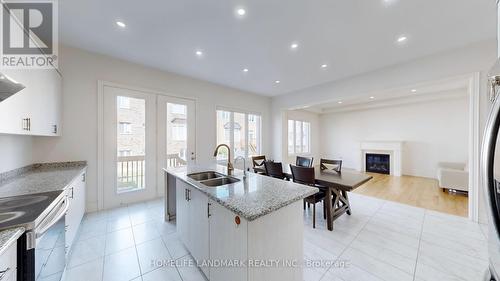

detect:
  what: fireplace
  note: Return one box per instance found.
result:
[365,153,390,175]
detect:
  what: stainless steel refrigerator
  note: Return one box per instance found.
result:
[482,60,500,281]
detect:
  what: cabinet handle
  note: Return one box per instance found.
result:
[52,125,57,134]
[69,187,74,199]
[187,189,191,201]
[0,267,10,280]
[82,173,86,182]
[28,118,31,131]
[207,203,211,218]
[22,118,29,131]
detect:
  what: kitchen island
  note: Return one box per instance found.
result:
[164,165,318,281]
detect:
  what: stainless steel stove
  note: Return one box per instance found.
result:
[0,190,67,281]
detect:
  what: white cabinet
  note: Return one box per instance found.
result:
[208,199,248,281]
[176,180,304,281]
[0,240,17,281]
[189,186,210,275]
[65,170,86,255]
[175,180,209,275]
[0,67,62,136]
[176,180,189,244]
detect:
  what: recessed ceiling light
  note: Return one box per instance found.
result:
[243,68,249,72]
[195,50,203,57]
[236,8,246,16]
[396,35,408,44]
[321,64,328,68]
[411,89,417,93]
[338,101,343,104]
[290,43,299,50]
[370,96,375,99]
[116,21,126,28]
[382,0,397,6]
[275,80,281,84]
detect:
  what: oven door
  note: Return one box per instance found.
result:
[33,198,68,281]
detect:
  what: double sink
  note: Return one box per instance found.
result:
[187,171,241,187]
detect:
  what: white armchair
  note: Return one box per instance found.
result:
[437,162,469,193]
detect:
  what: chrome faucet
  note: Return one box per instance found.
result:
[234,156,247,179]
[213,144,234,175]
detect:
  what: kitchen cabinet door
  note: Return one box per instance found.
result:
[209,199,248,281]
[65,171,86,255]
[175,180,189,247]
[188,187,209,276]
[0,69,31,135]
[0,67,61,136]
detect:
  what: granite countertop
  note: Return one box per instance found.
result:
[164,165,318,221]
[0,227,24,255]
[0,161,87,198]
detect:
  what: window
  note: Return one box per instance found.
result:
[288,120,310,155]
[119,122,132,134]
[171,124,187,141]
[118,149,131,157]
[117,96,130,109]
[216,109,261,161]
[170,104,186,114]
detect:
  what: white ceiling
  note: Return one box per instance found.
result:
[59,0,496,96]
[299,75,471,114]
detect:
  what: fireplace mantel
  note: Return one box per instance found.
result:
[360,141,404,176]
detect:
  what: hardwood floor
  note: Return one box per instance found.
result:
[353,173,468,217]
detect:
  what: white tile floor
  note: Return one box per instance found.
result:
[63,193,489,281]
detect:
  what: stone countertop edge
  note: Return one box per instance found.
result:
[0,161,88,198]
[0,227,24,256]
[164,165,319,221]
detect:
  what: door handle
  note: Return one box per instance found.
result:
[0,267,10,280]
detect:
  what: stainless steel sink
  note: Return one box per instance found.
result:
[200,177,240,187]
[187,171,225,181]
[0,211,25,224]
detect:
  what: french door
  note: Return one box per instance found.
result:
[156,95,196,195]
[102,84,196,208]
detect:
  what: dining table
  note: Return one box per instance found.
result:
[253,164,373,231]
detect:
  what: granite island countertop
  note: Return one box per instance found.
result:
[164,164,318,221]
[0,161,87,198]
[0,227,24,255]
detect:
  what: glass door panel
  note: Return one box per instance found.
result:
[116,96,146,193]
[103,86,157,209]
[166,103,188,168]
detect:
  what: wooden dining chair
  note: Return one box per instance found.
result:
[289,165,326,228]
[264,161,287,180]
[296,156,314,167]
[320,159,342,173]
[251,155,266,174]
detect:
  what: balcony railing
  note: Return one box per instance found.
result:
[117,155,145,192]
[117,153,187,193]
[166,153,187,168]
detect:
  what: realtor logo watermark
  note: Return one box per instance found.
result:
[0,0,58,69]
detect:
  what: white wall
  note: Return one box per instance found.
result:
[319,94,469,179]
[283,110,320,166]
[0,135,32,173]
[33,45,271,211]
